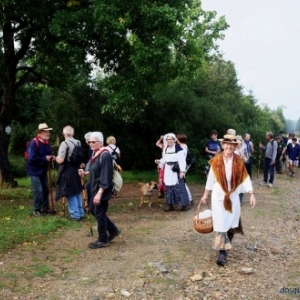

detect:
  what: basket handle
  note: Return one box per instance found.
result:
[195,201,211,218]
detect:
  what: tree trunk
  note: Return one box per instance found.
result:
[0,129,15,186]
[0,18,17,186]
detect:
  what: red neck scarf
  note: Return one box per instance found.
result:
[91,148,108,164]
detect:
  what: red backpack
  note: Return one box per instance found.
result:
[24,137,39,160]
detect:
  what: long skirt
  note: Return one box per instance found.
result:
[165,178,189,206]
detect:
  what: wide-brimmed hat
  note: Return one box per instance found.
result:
[37,123,52,132]
[219,129,238,145]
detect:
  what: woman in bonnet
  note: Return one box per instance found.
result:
[155,133,189,212]
[200,130,256,266]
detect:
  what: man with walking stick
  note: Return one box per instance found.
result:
[26,123,55,217]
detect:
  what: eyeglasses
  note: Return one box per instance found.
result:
[88,141,99,144]
[166,138,174,141]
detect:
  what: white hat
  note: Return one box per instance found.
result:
[37,123,52,132]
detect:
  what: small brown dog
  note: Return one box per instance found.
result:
[138,181,158,207]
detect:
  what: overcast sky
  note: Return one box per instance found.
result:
[201,0,300,121]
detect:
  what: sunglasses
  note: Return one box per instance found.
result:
[88,141,99,144]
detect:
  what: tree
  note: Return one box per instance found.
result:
[1,0,229,185]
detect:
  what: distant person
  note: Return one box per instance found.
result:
[106,136,121,165]
[259,132,278,188]
[204,130,222,175]
[176,133,194,207]
[56,125,84,221]
[275,136,286,174]
[241,133,255,178]
[286,137,300,177]
[26,123,55,216]
[155,134,167,199]
[155,133,189,212]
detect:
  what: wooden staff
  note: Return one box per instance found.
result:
[81,177,93,236]
[257,149,262,178]
[48,162,55,213]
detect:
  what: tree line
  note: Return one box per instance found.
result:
[0,0,291,185]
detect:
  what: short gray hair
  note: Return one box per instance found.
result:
[90,131,104,143]
[63,125,74,136]
[84,132,92,141]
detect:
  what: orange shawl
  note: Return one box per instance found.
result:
[209,153,249,212]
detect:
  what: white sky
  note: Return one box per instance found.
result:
[201,0,300,121]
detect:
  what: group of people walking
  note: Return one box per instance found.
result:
[26,123,297,266]
[26,123,121,249]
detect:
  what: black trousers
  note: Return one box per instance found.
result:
[89,197,118,243]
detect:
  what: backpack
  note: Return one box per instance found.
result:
[112,161,123,192]
[99,149,123,192]
[65,140,84,165]
[108,145,121,164]
[24,138,39,160]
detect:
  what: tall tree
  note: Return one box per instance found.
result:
[0,0,228,185]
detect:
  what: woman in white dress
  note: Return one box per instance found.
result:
[200,132,256,266]
[155,133,189,211]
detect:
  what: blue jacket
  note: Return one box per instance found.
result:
[26,137,52,176]
[286,143,300,161]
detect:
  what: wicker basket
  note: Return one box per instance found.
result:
[193,202,213,234]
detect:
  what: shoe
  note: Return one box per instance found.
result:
[70,217,81,222]
[33,210,44,217]
[259,181,267,186]
[276,171,282,174]
[88,240,109,249]
[216,251,227,266]
[108,228,122,242]
[178,205,188,211]
[267,183,273,188]
[163,205,174,212]
[291,172,295,177]
[43,208,54,214]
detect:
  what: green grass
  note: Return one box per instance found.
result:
[0,170,203,254]
[0,178,82,254]
[122,170,204,184]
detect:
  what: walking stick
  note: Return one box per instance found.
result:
[257,149,262,178]
[48,162,56,214]
[81,176,93,236]
[63,196,66,219]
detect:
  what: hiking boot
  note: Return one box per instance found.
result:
[259,181,267,186]
[178,205,188,211]
[88,240,109,249]
[33,210,44,217]
[109,228,122,242]
[163,205,174,212]
[216,251,227,266]
[267,183,273,188]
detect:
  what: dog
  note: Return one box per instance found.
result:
[138,181,158,207]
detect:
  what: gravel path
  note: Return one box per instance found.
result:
[1,174,300,299]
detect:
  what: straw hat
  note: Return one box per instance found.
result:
[37,123,52,132]
[219,129,238,145]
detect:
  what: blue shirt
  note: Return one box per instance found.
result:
[205,139,221,152]
[26,138,52,176]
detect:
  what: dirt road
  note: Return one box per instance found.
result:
[0,174,300,299]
